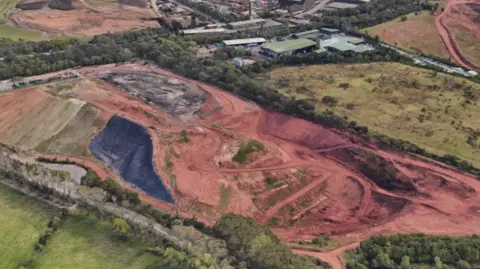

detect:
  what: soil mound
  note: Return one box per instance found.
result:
[263,111,349,150]
[89,115,174,203]
[102,72,206,120]
[118,0,147,8]
[16,0,49,10]
[48,0,74,10]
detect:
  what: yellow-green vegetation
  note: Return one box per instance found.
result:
[263,62,480,167]
[0,24,44,41]
[34,212,162,269]
[0,184,58,269]
[0,0,19,23]
[363,12,450,59]
[232,139,265,164]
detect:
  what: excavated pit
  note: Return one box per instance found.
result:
[89,115,174,203]
[102,72,206,120]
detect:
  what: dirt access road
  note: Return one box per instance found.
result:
[434,0,480,69]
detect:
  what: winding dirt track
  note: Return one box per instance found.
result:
[7,63,480,269]
[434,0,480,69]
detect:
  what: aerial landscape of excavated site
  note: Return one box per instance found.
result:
[0,0,480,268]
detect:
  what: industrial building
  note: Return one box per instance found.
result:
[319,28,341,35]
[227,18,266,29]
[325,42,358,52]
[262,39,316,57]
[220,38,266,47]
[182,28,226,35]
[325,41,373,53]
[291,29,319,39]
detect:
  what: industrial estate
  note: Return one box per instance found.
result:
[0,0,480,269]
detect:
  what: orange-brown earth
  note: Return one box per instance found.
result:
[4,63,480,269]
[9,0,158,37]
[435,0,480,68]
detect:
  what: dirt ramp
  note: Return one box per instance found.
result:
[89,115,174,203]
[16,0,49,10]
[102,72,206,120]
[263,111,349,150]
[48,0,74,10]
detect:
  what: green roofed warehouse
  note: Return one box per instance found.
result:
[262,39,317,57]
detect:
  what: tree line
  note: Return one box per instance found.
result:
[213,213,331,269]
[317,0,438,30]
[347,234,480,269]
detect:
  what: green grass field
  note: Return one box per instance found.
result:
[0,24,44,41]
[0,184,58,269]
[0,183,163,269]
[34,213,161,269]
[262,62,480,167]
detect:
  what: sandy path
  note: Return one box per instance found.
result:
[293,242,360,269]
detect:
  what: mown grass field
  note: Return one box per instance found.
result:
[262,62,480,167]
[0,184,58,269]
[362,12,450,60]
[0,183,162,269]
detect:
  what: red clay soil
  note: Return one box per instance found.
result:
[11,63,480,269]
[434,0,480,68]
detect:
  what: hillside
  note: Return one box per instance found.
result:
[262,62,480,168]
[363,11,450,59]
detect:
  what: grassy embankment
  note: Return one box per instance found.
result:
[0,183,163,269]
[262,62,480,167]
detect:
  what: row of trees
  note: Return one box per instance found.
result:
[347,234,480,269]
[213,214,330,269]
[317,0,434,30]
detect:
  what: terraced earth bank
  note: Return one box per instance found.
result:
[2,63,480,268]
[89,115,174,203]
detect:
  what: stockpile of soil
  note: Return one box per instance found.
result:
[102,72,206,120]
[118,0,147,8]
[48,0,74,10]
[16,0,49,10]
[89,115,174,203]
